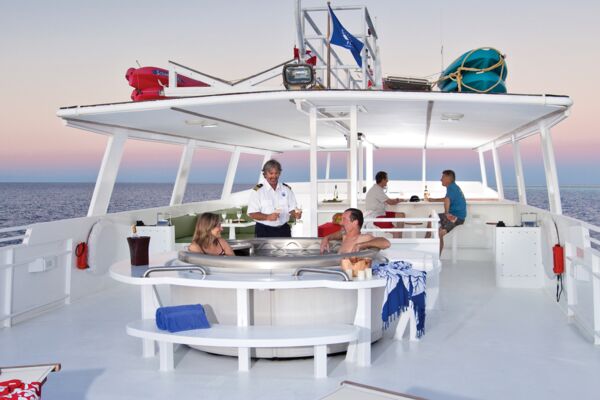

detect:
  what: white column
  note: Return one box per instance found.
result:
[2,248,14,328]
[365,141,374,190]
[358,139,364,195]
[325,152,331,180]
[511,135,527,205]
[491,142,504,200]
[309,107,318,236]
[87,132,128,216]
[170,139,196,206]
[421,148,427,188]
[349,106,358,208]
[236,288,251,371]
[221,147,241,200]
[540,126,562,214]
[478,149,488,188]
[258,151,272,182]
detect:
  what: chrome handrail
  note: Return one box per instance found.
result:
[143,265,208,307]
[293,267,349,281]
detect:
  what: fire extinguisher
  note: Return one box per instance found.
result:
[75,242,88,269]
[552,220,564,302]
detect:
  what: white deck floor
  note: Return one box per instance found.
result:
[2,260,600,399]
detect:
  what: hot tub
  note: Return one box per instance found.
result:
[172,238,385,358]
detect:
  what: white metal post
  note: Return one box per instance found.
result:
[540,126,563,214]
[309,107,318,236]
[170,139,196,206]
[87,132,128,216]
[511,135,527,205]
[365,141,374,190]
[325,152,331,180]
[2,248,14,328]
[478,149,488,188]
[349,106,358,207]
[358,138,364,195]
[221,147,241,200]
[491,142,504,199]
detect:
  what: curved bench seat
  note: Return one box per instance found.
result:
[127,319,360,378]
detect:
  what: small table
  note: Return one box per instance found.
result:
[221,220,256,240]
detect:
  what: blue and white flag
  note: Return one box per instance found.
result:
[328,4,364,67]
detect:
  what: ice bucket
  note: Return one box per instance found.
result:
[127,236,150,266]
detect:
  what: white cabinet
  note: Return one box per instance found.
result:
[136,226,175,254]
[495,227,544,288]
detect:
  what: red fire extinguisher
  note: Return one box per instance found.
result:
[552,220,564,302]
[75,242,88,269]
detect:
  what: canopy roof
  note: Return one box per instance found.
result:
[58,90,571,153]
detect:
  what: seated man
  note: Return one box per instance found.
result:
[425,169,467,254]
[320,208,391,254]
[365,171,406,238]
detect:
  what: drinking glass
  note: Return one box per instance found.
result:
[236,209,242,221]
[221,212,227,223]
[295,203,303,221]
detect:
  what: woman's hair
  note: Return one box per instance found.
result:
[192,213,222,250]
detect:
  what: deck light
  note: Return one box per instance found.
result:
[283,63,315,90]
[185,119,218,128]
[441,113,464,122]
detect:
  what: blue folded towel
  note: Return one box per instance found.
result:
[155,304,211,333]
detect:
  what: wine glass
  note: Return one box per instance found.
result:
[221,212,227,223]
[295,203,303,221]
[236,209,242,222]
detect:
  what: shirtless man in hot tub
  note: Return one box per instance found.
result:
[320,208,390,254]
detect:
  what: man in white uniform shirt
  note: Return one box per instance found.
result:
[365,171,405,238]
[248,159,302,237]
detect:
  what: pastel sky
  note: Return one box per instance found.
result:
[1,0,599,185]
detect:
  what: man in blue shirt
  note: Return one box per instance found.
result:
[425,170,467,254]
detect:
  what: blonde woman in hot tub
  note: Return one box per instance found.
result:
[189,213,235,256]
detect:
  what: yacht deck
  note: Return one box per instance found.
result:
[2,259,599,399]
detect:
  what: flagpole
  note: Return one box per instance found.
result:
[327,1,331,89]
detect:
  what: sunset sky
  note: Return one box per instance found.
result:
[1,0,599,186]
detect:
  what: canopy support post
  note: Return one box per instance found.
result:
[87,132,127,216]
[478,149,488,188]
[365,141,373,191]
[491,142,504,199]
[540,126,562,214]
[511,135,527,205]
[325,152,331,180]
[358,137,364,197]
[309,107,318,236]
[221,147,241,200]
[170,140,196,206]
[349,106,358,208]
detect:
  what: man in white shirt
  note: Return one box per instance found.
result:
[365,171,405,238]
[247,159,302,237]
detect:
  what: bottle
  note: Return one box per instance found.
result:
[424,185,430,201]
[334,185,339,201]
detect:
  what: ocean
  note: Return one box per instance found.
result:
[1,183,599,229]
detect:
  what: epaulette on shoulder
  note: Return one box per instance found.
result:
[282,182,291,189]
[253,183,263,191]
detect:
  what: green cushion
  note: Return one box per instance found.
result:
[171,214,198,240]
[176,235,195,244]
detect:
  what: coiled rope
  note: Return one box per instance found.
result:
[436,47,506,93]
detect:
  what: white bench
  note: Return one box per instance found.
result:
[127,320,360,378]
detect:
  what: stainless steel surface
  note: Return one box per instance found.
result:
[178,238,380,273]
